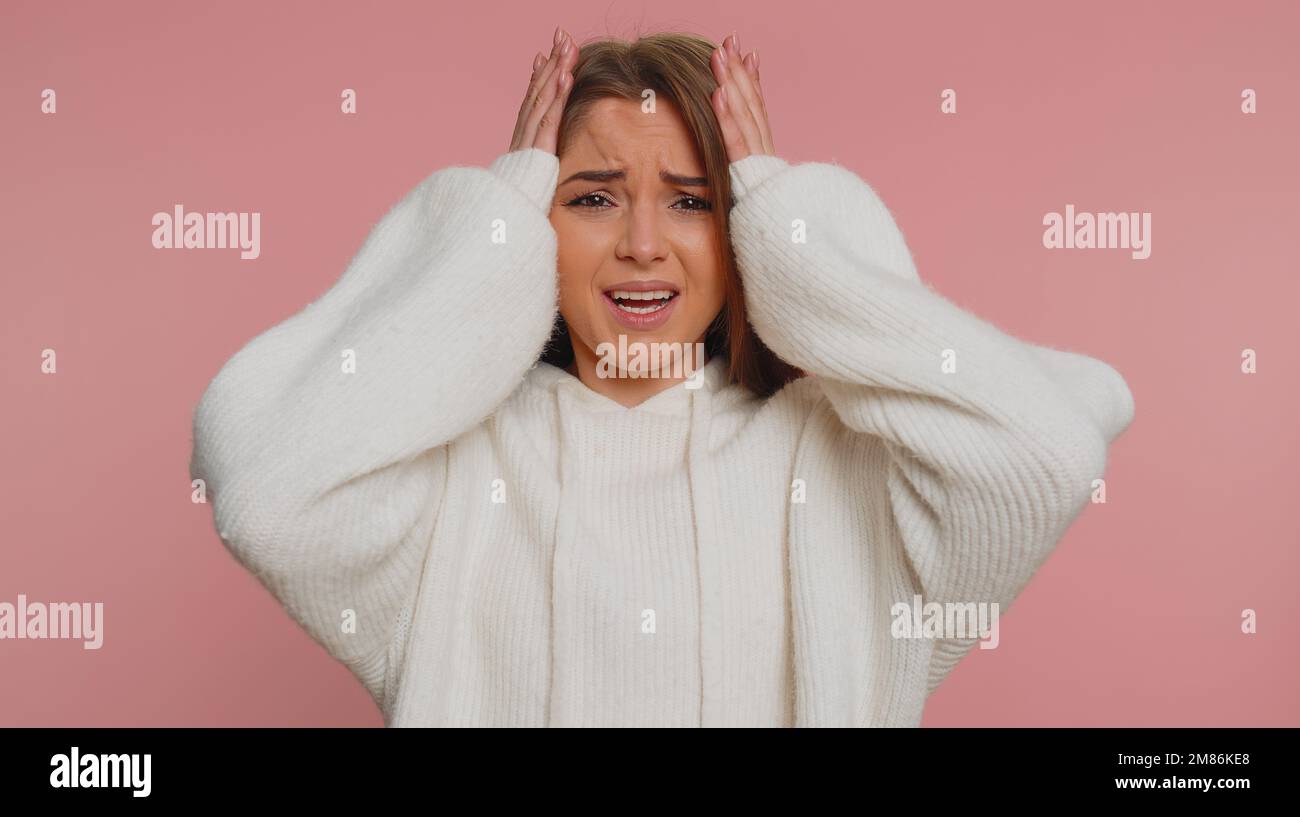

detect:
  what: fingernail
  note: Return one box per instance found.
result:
[733,32,740,52]
[718,45,728,65]
[554,26,563,45]
[533,54,545,73]
[753,48,760,70]
[561,38,571,56]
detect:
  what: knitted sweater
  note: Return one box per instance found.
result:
[189,147,1135,727]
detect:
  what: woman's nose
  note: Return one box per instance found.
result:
[615,203,670,266]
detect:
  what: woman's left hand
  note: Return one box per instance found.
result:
[710,33,776,162]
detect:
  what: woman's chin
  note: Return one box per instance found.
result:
[589,328,708,380]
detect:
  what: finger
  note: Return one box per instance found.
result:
[529,34,578,151]
[534,67,573,154]
[512,46,556,150]
[714,41,764,157]
[718,36,763,154]
[721,35,769,155]
[511,51,550,149]
[521,31,573,148]
[709,48,747,161]
[515,31,568,148]
[711,83,749,163]
[741,51,774,153]
[726,38,769,153]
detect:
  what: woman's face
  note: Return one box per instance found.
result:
[549,97,724,374]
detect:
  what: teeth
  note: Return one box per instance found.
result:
[609,289,675,301]
[607,288,678,316]
[615,300,668,314]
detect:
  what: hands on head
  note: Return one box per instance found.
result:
[510,27,579,154]
[709,33,776,162]
[510,28,774,163]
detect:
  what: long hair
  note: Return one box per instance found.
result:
[541,32,801,398]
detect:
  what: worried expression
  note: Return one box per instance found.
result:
[549,97,726,373]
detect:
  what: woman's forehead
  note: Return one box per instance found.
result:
[561,98,704,178]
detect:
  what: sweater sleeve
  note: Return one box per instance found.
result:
[188,148,560,708]
[727,154,1135,695]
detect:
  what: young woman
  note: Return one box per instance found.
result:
[190,29,1135,727]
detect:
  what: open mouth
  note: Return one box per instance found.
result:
[605,288,679,315]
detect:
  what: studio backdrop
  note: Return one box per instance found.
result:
[1,0,1296,727]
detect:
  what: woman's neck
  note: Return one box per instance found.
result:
[567,340,709,408]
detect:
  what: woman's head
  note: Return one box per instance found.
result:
[543,32,798,397]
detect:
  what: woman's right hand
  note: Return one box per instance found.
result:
[510,26,578,155]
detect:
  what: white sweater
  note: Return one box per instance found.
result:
[189,147,1135,727]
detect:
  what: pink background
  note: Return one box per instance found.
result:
[2,0,1296,726]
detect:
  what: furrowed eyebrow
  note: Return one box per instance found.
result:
[662,171,709,187]
[559,169,709,187]
[560,169,624,185]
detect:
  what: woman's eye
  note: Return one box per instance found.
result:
[673,195,713,213]
[566,192,614,208]
[563,192,712,212]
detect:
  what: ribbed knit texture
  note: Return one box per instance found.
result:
[189,147,1135,727]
